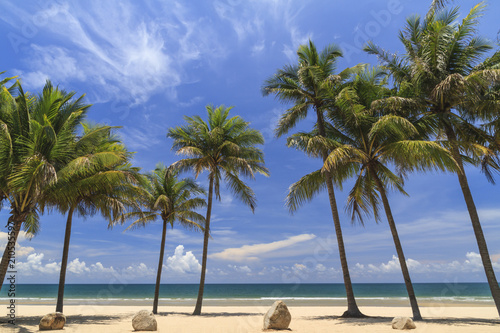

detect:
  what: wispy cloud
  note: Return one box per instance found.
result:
[212,0,310,60]
[210,233,316,262]
[1,0,224,104]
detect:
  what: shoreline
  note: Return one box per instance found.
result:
[2,297,495,307]
[1,305,499,332]
[0,297,495,307]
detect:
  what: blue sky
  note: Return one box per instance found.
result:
[1,0,500,286]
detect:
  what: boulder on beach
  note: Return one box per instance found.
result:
[392,316,416,330]
[263,300,292,330]
[132,310,157,331]
[39,312,66,330]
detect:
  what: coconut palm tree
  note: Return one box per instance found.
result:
[167,104,269,315]
[262,40,365,317]
[311,68,456,320]
[0,73,18,209]
[365,3,500,315]
[0,81,90,291]
[121,164,206,314]
[41,123,142,313]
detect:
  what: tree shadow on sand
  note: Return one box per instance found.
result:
[0,314,125,333]
[157,311,262,317]
[304,315,500,327]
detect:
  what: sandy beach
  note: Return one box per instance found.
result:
[1,305,499,332]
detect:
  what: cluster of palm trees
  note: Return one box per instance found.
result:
[0,77,145,313]
[263,0,500,319]
[0,80,268,317]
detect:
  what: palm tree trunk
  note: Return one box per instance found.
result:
[153,219,168,314]
[371,171,422,320]
[56,205,75,313]
[445,126,500,316]
[193,175,214,315]
[0,215,21,292]
[324,175,364,318]
[315,106,364,318]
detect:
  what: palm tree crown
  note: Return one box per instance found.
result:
[122,163,206,314]
[168,104,268,315]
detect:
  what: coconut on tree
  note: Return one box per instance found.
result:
[167,104,269,315]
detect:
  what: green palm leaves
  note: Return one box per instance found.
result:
[124,164,206,232]
[168,104,268,315]
[0,80,94,291]
[45,124,141,313]
[169,105,268,212]
[122,164,206,314]
[365,1,500,316]
[263,40,365,318]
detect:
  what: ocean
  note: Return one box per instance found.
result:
[0,283,494,306]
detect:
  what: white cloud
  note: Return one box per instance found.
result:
[251,40,265,56]
[212,0,310,60]
[67,258,90,274]
[211,227,237,236]
[121,126,162,150]
[0,231,36,258]
[210,233,316,262]
[17,253,60,275]
[228,264,251,273]
[124,262,155,278]
[91,262,116,274]
[164,245,201,274]
[4,1,225,104]
[352,252,500,276]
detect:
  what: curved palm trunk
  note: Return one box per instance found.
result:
[0,215,22,292]
[193,175,214,315]
[153,219,168,314]
[445,127,500,316]
[371,171,422,320]
[56,205,75,313]
[316,107,364,318]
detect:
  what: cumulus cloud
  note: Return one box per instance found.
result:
[91,262,116,274]
[210,234,316,262]
[124,262,155,278]
[352,252,500,276]
[0,231,35,258]
[164,245,201,274]
[17,253,60,275]
[67,258,90,274]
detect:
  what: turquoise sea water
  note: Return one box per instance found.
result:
[0,283,495,306]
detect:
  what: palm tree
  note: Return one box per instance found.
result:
[121,164,206,314]
[262,40,365,317]
[0,81,90,291]
[41,123,142,313]
[319,68,456,320]
[365,3,500,315]
[0,72,18,209]
[167,104,269,315]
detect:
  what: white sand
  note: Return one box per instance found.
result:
[1,305,499,332]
